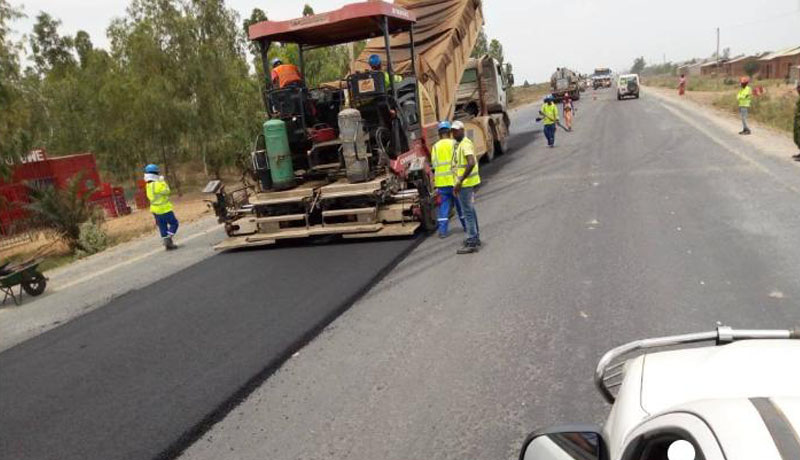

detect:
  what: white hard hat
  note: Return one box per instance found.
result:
[451,121,465,130]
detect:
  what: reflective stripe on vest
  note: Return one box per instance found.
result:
[455,137,480,188]
[146,180,173,215]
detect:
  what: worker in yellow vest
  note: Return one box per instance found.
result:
[144,164,178,250]
[368,54,402,90]
[737,76,752,135]
[451,121,481,254]
[539,95,559,147]
[431,121,465,238]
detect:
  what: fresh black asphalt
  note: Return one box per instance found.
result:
[0,238,421,460]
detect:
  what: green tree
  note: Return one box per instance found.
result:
[488,38,504,66]
[471,29,487,57]
[631,56,646,74]
[29,12,75,75]
[744,60,759,78]
[0,0,32,169]
[303,4,314,16]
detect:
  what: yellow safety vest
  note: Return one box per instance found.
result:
[146,180,173,215]
[737,86,752,108]
[431,139,457,188]
[383,71,402,88]
[455,137,480,188]
[541,102,559,125]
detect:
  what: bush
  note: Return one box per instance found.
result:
[75,221,108,258]
[26,173,99,252]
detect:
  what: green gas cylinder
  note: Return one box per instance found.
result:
[263,119,295,190]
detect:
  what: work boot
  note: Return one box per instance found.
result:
[743,129,751,135]
[793,152,800,161]
[457,244,479,255]
[163,236,178,250]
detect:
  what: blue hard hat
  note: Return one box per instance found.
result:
[144,164,160,174]
[368,54,381,68]
[271,57,282,67]
[544,95,554,102]
[437,121,451,131]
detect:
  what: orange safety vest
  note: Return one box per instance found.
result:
[271,64,302,88]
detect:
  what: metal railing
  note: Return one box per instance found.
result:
[594,325,800,403]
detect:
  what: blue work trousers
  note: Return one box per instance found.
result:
[543,123,556,146]
[436,186,466,236]
[154,211,179,238]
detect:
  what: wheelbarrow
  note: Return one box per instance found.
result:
[0,258,47,306]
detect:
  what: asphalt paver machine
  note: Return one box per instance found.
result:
[206,2,444,250]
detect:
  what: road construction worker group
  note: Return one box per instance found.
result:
[432,120,482,254]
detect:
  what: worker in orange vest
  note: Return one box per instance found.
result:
[270,58,303,89]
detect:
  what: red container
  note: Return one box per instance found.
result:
[310,125,337,144]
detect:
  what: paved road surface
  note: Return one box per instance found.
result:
[0,239,420,460]
[6,88,800,460]
[180,90,800,460]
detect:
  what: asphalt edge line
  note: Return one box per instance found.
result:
[155,234,428,460]
[652,92,800,195]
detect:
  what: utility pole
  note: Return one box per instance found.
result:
[716,27,720,61]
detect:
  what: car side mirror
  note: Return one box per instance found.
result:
[520,425,609,460]
[507,73,515,87]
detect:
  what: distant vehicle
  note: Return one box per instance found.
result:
[549,67,581,101]
[617,74,639,100]
[592,67,612,89]
[519,326,800,460]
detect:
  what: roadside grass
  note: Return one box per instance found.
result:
[510,82,551,109]
[643,75,798,134]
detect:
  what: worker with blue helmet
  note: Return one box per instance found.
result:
[539,95,560,147]
[143,164,179,250]
[368,53,402,88]
[431,120,465,238]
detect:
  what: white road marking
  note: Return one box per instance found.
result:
[55,226,218,292]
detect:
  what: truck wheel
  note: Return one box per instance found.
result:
[617,94,621,100]
[493,126,507,156]
[572,90,581,101]
[411,172,437,233]
[483,133,495,163]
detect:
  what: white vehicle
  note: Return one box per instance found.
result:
[520,326,800,460]
[617,74,640,100]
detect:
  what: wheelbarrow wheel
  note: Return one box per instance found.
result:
[22,273,47,296]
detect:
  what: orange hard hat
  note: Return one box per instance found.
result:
[740,76,750,84]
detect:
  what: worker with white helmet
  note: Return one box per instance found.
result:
[451,120,481,254]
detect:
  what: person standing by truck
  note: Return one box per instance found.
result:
[737,77,752,135]
[539,95,559,147]
[431,121,465,238]
[562,93,574,131]
[452,121,481,254]
[144,164,179,250]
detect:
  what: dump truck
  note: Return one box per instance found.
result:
[549,67,581,101]
[592,67,613,89]
[454,55,513,162]
[205,0,485,250]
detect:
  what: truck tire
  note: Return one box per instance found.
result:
[572,90,581,101]
[493,125,507,156]
[411,171,437,233]
[617,94,621,100]
[483,130,496,163]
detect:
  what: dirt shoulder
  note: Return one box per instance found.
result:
[646,86,798,160]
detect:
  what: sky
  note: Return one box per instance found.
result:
[11,0,800,83]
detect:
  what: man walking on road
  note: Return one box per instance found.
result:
[737,77,752,135]
[144,164,179,250]
[452,121,481,254]
[540,95,559,147]
[431,121,465,238]
[792,80,800,160]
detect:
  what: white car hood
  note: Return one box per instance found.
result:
[640,340,800,414]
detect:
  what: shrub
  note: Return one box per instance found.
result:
[75,221,108,258]
[26,173,99,252]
